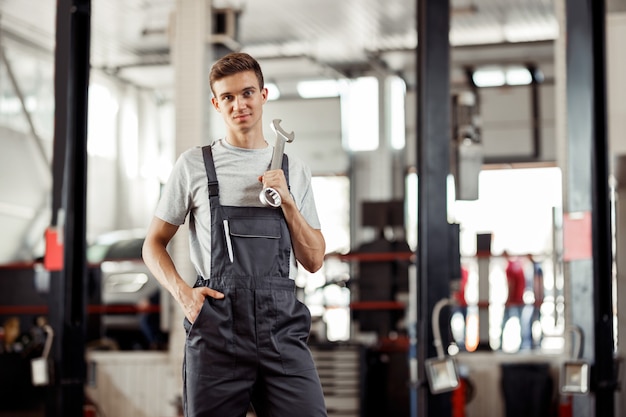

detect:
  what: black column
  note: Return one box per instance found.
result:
[416,1,452,416]
[566,0,615,415]
[48,1,91,416]
[588,1,616,414]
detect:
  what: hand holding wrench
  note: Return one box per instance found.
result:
[259,119,295,207]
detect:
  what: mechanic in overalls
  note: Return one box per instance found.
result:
[143,52,328,417]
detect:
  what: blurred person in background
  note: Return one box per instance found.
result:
[501,251,526,350]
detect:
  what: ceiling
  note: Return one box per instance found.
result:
[0,0,560,97]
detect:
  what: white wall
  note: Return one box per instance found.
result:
[405,82,557,168]
[86,74,169,243]
[0,126,51,262]
[264,98,347,175]
[608,13,626,162]
[481,84,556,159]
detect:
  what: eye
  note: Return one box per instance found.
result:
[243,90,253,97]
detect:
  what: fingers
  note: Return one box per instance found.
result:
[260,169,285,186]
[260,169,288,199]
[183,286,225,323]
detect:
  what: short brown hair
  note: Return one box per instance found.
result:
[209,52,264,96]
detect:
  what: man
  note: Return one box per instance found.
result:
[501,251,526,351]
[142,52,327,417]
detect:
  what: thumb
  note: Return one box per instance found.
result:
[202,286,224,299]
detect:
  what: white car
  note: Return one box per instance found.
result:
[87,230,164,349]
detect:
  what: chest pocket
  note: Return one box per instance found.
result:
[227,217,283,277]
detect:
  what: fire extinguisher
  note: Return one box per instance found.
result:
[451,376,475,417]
[559,395,573,417]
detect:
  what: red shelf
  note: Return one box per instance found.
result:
[327,252,415,262]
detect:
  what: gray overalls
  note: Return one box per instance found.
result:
[182,146,327,417]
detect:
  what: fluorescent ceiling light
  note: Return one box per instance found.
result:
[505,67,532,86]
[472,66,533,87]
[472,67,505,87]
[297,79,341,99]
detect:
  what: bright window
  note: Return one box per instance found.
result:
[388,76,406,150]
[406,167,564,351]
[451,167,562,256]
[341,77,379,151]
[87,83,119,159]
[298,175,351,342]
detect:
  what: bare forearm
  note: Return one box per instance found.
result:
[281,198,325,272]
[142,239,189,303]
[258,171,325,272]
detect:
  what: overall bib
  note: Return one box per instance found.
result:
[182,146,327,417]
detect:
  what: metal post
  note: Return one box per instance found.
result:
[416,0,452,416]
[476,256,490,349]
[588,1,616,414]
[47,1,91,416]
[564,0,615,415]
[528,64,542,160]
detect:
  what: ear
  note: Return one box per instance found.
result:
[261,87,268,103]
[211,96,220,112]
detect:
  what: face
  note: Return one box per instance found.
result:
[211,70,268,135]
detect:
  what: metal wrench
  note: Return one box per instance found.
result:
[259,119,295,207]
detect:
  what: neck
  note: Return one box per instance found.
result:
[225,131,268,149]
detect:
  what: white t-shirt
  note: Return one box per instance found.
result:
[155,138,321,280]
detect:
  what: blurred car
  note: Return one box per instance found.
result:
[87,230,164,349]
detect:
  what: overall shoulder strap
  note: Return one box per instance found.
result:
[281,154,290,190]
[201,146,219,199]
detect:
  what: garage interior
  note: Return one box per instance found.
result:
[1,0,626,416]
